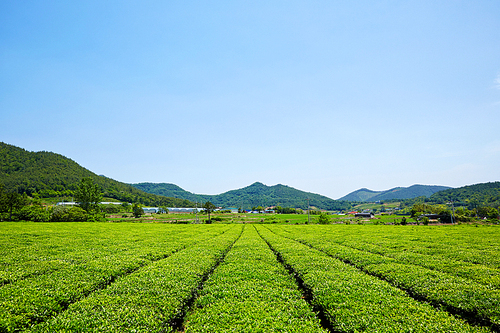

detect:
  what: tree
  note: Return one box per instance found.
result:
[401,216,407,225]
[0,183,6,216]
[477,206,499,219]
[74,178,103,213]
[421,216,429,225]
[438,210,452,223]
[317,212,330,224]
[1,191,26,221]
[203,201,216,223]
[121,202,131,212]
[132,203,144,218]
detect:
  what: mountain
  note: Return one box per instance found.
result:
[132,183,203,203]
[427,182,500,208]
[339,184,452,202]
[337,188,382,202]
[132,182,351,211]
[0,142,194,207]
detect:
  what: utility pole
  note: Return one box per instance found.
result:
[451,201,455,224]
[307,198,310,224]
[195,201,199,223]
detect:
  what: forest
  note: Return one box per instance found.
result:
[392,182,500,213]
[0,142,194,208]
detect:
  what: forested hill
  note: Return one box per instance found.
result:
[0,142,194,207]
[132,182,352,211]
[133,183,203,203]
[426,182,500,207]
[339,184,452,202]
[338,188,382,202]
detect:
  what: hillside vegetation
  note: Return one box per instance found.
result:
[420,182,500,209]
[339,188,381,202]
[0,142,194,207]
[339,184,451,202]
[133,182,352,211]
[133,183,202,203]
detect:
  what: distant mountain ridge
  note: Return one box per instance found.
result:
[339,188,381,202]
[3,142,496,210]
[339,184,452,202]
[131,182,351,211]
[133,183,202,203]
[428,182,500,207]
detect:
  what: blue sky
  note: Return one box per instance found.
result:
[1,1,499,199]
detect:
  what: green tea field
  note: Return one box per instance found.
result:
[1,222,499,332]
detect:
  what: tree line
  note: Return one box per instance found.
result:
[0,178,160,222]
[0,178,104,222]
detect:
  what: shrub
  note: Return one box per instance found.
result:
[51,206,87,222]
[421,216,429,225]
[401,217,407,225]
[438,210,452,223]
[86,212,106,222]
[102,205,120,214]
[17,205,51,222]
[265,216,278,224]
[317,212,330,224]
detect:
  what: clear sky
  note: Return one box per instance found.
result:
[1,1,499,199]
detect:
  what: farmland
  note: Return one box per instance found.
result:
[0,222,499,332]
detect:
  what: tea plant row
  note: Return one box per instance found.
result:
[0,223,230,286]
[0,223,234,332]
[182,226,326,332]
[1,223,499,332]
[317,225,500,288]
[29,226,243,332]
[266,225,500,330]
[316,224,500,269]
[257,225,489,332]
